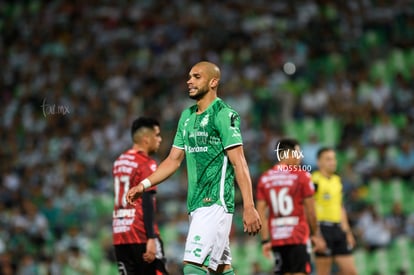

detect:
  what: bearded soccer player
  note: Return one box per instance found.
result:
[126,61,261,275]
[112,117,169,275]
[256,138,326,275]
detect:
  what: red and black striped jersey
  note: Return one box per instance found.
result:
[256,164,315,246]
[112,149,159,245]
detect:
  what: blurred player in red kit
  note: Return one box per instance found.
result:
[256,138,325,275]
[112,117,169,275]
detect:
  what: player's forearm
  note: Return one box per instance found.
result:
[234,164,255,208]
[304,197,320,236]
[260,223,270,243]
[142,192,156,238]
[341,206,351,233]
[257,201,269,241]
[228,146,255,208]
[145,147,184,187]
[307,211,320,236]
[147,158,179,185]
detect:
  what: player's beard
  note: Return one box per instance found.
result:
[189,86,209,100]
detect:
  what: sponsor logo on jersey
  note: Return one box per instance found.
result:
[189,131,208,138]
[209,136,221,145]
[113,209,136,218]
[185,145,208,153]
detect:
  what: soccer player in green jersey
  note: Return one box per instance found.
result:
[127,61,262,275]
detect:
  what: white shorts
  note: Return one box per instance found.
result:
[183,204,233,271]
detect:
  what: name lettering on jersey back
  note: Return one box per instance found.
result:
[262,173,298,188]
[114,166,133,174]
[113,155,139,173]
[114,159,138,168]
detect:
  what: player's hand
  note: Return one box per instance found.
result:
[261,242,272,259]
[311,235,327,253]
[345,230,356,249]
[243,206,262,236]
[143,238,156,263]
[126,183,144,205]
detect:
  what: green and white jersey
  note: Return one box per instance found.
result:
[173,98,243,213]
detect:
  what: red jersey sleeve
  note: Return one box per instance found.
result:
[130,159,158,191]
[299,171,315,198]
[256,175,266,201]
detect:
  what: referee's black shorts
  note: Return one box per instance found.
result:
[315,222,353,257]
[114,238,169,275]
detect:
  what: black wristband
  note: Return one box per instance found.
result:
[261,239,270,245]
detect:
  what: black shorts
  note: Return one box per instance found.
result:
[272,244,312,275]
[114,238,169,275]
[315,223,352,257]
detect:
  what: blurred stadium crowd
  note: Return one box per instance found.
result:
[1,1,414,274]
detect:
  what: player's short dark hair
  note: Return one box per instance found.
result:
[131,117,160,138]
[316,147,334,159]
[275,138,300,152]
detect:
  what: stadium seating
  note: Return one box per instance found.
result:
[2,2,413,274]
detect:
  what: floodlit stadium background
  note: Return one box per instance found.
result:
[1,1,414,274]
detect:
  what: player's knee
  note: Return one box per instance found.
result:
[183,263,207,275]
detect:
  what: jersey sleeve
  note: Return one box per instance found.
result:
[216,108,243,149]
[172,110,188,149]
[130,165,143,188]
[146,160,158,192]
[300,171,315,198]
[311,171,319,193]
[256,177,266,201]
[130,159,157,189]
